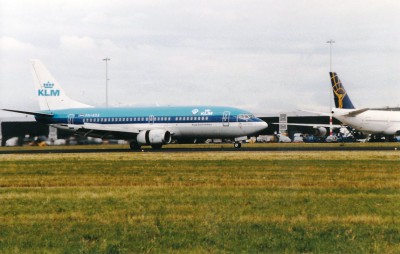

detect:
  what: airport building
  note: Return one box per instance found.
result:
[0,117,69,146]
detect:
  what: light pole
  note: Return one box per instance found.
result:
[326,39,335,72]
[102,57,110,107]
[326,40,335,137]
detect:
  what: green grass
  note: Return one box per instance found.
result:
[0,151,399,253]
[0,141,399,151]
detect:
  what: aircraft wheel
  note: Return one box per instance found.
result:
[129,141,141,150]
[234,142,242,149]
[151,144,163,149]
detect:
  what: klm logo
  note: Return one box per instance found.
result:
[38,81,60,96]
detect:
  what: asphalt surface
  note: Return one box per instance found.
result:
[0,145,399,154]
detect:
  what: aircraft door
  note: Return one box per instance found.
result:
[148,115,155,125]
[68,114,75,124]
[222,111,230,127]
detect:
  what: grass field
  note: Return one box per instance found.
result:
[1,141,399,151]
[0,151,399,253]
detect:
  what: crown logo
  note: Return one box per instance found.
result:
[331,74,346,108]
[43,81,54,89]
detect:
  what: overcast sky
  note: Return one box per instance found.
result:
[1,0,399,117]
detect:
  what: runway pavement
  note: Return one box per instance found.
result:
[0,145,399,154]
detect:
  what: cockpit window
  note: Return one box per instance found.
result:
[238,114,255,120]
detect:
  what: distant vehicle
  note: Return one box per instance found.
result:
[302,134,323,143]
[325,135,338,143]
[256,135,272,143]
[3,60,268,149]
[277,134,291,143]
[53,139,67,146]
[292,133,304,143]
[5,137,19,146]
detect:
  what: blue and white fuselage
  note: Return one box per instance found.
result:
[36,106,266,139]
[4,60,268,149]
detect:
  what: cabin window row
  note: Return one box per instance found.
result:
[175,116,209,121]
[83,116,210,123]
[84,117,149,123]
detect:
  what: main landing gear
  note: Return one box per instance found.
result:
[129,141,141,150]
[234,142,242,149]
[129,141,163,150]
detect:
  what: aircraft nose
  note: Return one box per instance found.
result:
[258,120,268,130]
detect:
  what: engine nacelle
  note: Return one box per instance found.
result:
[314,127,327,137]
[136,129,172,146]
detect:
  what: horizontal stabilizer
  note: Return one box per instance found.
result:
[2,109,53,117]
[345,108,369,117]
[297,109,332,117]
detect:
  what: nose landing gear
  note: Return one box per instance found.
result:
[234,142,242,149]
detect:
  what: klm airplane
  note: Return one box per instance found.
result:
[3,60,268,149]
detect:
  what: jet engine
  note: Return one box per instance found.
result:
[314,127,327,137]
[136,129,172,148]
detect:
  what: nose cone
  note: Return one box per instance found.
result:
[261,121,268,129]
[257,119,268,131]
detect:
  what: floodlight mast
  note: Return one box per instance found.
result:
[326,39,335,137]
[102,57,110,107]
[326,40,335,72]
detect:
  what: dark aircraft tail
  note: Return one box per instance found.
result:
[329,72,355,109]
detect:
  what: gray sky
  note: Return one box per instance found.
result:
[1,0,399,117]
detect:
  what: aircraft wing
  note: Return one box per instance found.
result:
[60,123,141,139]
[272,123,343,128]
[82,123,140,133]
[76,123,140,134]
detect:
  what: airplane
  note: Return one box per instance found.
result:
[3,60,268,149]
[273,72,400,142]
[329,72,400,141]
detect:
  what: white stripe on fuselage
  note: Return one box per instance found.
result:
[56,121,267,138]
[105,122,264,137]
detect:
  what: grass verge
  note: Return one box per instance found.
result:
[0,151,399,253]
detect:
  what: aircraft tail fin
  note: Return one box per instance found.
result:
[329,72,355,109]
[31,60,92,111]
